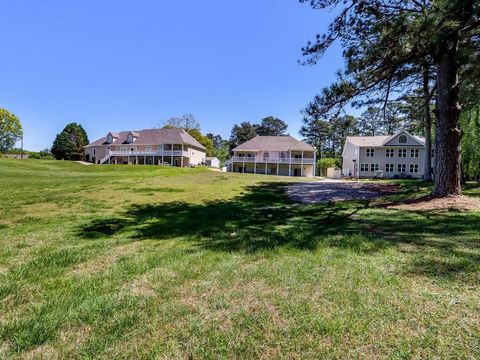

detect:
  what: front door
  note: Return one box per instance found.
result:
[294,168,301,177]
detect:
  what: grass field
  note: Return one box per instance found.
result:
[0,159,479,359]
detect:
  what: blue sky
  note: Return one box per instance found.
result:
[1,0,343,151]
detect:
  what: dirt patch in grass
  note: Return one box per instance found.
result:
[19,324,92,360]
[123,277,157,297]
[179,280,289,333]
[385,195,480,212]
[69,242,141,276]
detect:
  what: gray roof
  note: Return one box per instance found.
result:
[346,133,425,147]
[232,136,315,152]
[85,128,206,150]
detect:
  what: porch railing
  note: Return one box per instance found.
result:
[227,156,315,164]
[108,150,188,157]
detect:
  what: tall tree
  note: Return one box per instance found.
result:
[256,116,288,136]
[229,122,258,148]
[460,106,480,181]
[299,0,480,197]
[300,0,480,197]
[357,108,384,136]
[0,108,23,153]
[186,128,214,156]
[162,114,200,131]
[51,123,89,160]
[329,115,359,157]
[299,116,331,159]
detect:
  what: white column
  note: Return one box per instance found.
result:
[313,150,317,177]
[153,154,155,165]
[265,161,267,175]
[254,155,256,174]
[171,144,174,166]
[243,161,245,173]
[301,150,304,177]
[288,150,292,176]
[181,144,184,167]
[161,144,164,165]
[277,158,279,176]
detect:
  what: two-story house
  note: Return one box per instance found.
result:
[342,130,433,179]
[226,135,316,177]
[84,128,207,166]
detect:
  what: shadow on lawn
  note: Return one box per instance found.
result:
[79,182,480,282]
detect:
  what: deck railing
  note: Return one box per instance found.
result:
[108,150,188,157]
[227,156,315,164]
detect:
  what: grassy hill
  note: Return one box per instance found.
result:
[0,159,479,359]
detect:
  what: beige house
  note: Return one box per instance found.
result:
[84,128,207,166]
[342,130,433,179]
[226,135,316,177]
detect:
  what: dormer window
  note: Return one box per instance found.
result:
[399,135,408,144]
[106,132,118,144]
[127,131,139,143]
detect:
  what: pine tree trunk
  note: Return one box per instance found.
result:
[423,63,433,182]
[432,44,462,197]
[477,161,480,183]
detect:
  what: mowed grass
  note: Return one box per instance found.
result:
[0,159,479,359]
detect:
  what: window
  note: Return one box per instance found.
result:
[107,135,113,144]
[366,148,375,157]
[386,164,394,172]
[399,135,408,144]
[360,164,368,172]
[386,149,395,157]
[120,147,127,154]
[370,164,379,172]
[410,164,419,173]
[106,147,110,154]
[431,149,435,158]
[397,164,406,173]
[398,149,407,157]
[127,134,133,143]
[411,149,419,158]
[146,146,152,153]
[263,152,269,161]
[93,148,96,156]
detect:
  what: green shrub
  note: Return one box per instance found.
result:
[317,157,341,176]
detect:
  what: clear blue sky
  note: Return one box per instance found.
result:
[1,0,343,151]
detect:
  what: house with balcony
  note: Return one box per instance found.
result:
[226,135,316,177]
[84,128,206,166]
[342,130,433,179]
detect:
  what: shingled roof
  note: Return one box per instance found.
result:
[232,136,315,152]
[85,128,206,150]
[345,133,425,147]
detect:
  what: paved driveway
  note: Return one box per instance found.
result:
[287,179,398,204]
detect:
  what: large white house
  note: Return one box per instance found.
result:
[84,128,207,166]
[226,135,316,177]
[342,130,433,179]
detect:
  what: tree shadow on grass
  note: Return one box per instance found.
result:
[78,182,480,282]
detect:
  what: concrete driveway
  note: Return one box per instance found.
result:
[287,179,399,204]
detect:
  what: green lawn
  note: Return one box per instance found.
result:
[0,159,479,359]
